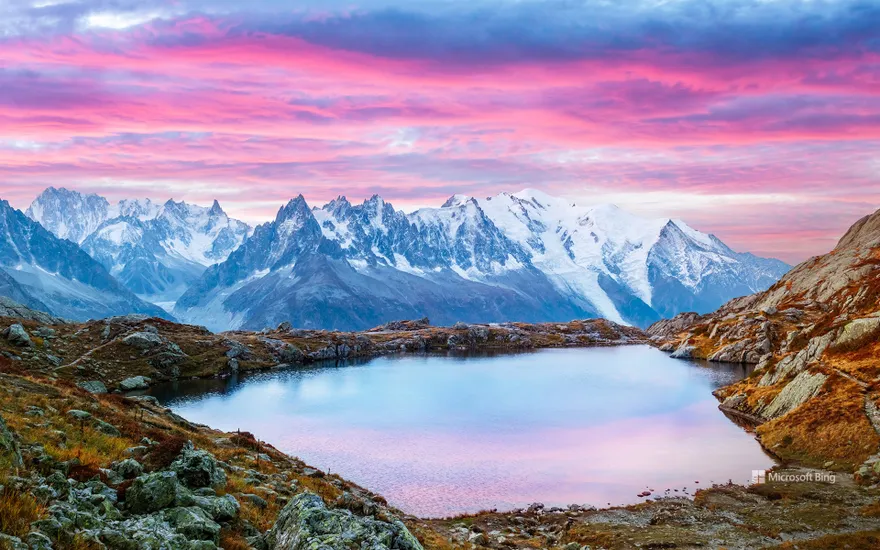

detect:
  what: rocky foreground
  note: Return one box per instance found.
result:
[3,283,880,547]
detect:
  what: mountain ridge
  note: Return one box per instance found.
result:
[175,189,790,331]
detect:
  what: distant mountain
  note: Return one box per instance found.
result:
[27,187,250,307]
[0,200,169,321]
[175,190,790,332]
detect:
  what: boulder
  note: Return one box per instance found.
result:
[265,492,423,550]
[193,493,240,522]
[113,458,144,480]
[77,380,108,394]
[170,443,226,489]
[3,323,33,347]
[119,376,151,391]
[670,342,696,359]
[757,371,828,419]
[162,506,221,542]
[0,412,23,469]
[126,471,193,514]
[122,331,164,350]
[833,317,880,350]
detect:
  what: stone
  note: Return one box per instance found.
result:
[162,506,221,542]
[670,342,696,359]
[758,371,828,419]
[193,493,240,522]
[126,471,193,514]
[3,323,33,347]
[170,443,226,489]
[66,409,92,421]
[0,534,27,550]
[0,413,23,469]
[833,317,880,350]
[77,380,108,394]
[113,458,144,480]
[94,419,121,437]
[122,331,164,350]
[118,376,151,391]
[25,532,52,550]
[265,492,423,550]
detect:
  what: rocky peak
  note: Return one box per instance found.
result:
[208,199,224,217]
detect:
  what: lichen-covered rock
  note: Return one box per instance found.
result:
[3,323,33,347]
[170,443,226,489]
[757,371,828,419]
[77,380,108,394]
[113,458,144,480]
[126,471,193,514]
[25,531,52,550]
[265,492,423,550]
[122,331,164,349]
[760,332,835,386]
[162,506,221,542]
[193,493,240,522]
[670,342,696,359]
[0,412,23,469]
[0,534,27,550]
[833,317,880,350]
[119,376,151,391]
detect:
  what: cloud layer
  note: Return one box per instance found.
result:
[2,0,879,262]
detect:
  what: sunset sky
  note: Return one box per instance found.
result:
[1,0,879,263]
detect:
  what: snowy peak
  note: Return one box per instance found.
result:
[26,187,110,244]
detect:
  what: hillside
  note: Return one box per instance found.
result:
[649,206,880,476]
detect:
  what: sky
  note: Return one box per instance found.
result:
[1,0,879,263]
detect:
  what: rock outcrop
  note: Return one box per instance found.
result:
[650,206,880,471]
[266,492,423,550]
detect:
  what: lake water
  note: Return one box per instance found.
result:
[149,345,774,517]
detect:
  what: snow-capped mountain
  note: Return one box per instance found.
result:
[0,200,169,321]
[27,188,251,307]
[175,190,790,332]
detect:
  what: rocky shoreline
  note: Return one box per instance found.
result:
[0,308,646,393]
[2,296,880,547]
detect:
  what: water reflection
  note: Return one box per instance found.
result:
[150,346,772,517]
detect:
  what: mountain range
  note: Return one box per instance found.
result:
[176,189,789,331]
[27,187,251,308]
[0,199,168,321]
[6,187,790,330]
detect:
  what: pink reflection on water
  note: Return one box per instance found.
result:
[253,399,772,517]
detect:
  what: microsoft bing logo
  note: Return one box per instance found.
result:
[752,470,767,484]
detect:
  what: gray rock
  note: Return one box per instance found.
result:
[3,323,33,347]
[126,471,193,514]
[170,443,226,489]
[265,492,423,550]
[193,493,239,522]
[76,380,108,394]
[162,506,221,542]
[758,371,828,419]
[670,342,696,359]
[94,419,121,437]
[66,409,92,421]
[0,412,23,469]
[0,534,27,550]
[113,458,144,480]
[25,531,52,550]
[833,317,880,350]
[118,376,151,391]
[122,331,164,349]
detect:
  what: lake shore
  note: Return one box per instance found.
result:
[2,314,880,548]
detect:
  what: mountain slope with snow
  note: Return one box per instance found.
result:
[175,191,790,331]
[27,188,251,307]
[0,200,170,321]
